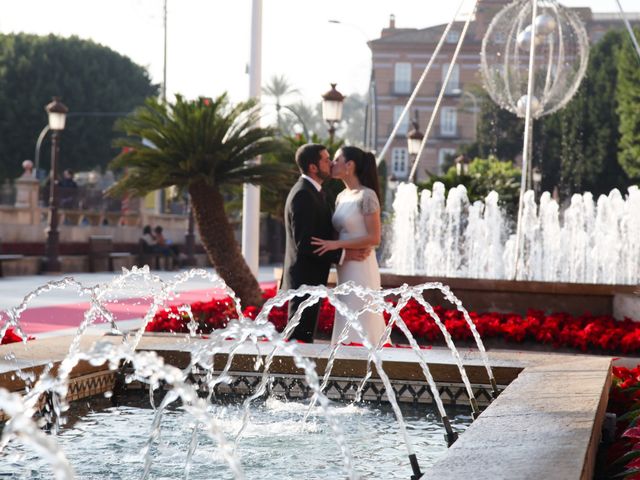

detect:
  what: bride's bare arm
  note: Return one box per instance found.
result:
[311,211,381,255]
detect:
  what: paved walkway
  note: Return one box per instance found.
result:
[0,266,279,338]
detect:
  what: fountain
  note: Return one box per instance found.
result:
[0,267,501,479]
[388,183,640,285]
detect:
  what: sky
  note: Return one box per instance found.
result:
[1,0,637,109]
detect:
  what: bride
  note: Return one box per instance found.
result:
[311,146,387,346]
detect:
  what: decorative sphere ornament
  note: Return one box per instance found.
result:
[516,94,542,117]
[534,13,557,35]
[516,26,543,51]
[481,0,589,119]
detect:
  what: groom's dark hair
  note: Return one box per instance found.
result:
[295,143,327,174]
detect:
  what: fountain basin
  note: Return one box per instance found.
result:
[380,271,639,319]
[1,334,611,479]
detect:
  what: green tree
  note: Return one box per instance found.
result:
[418,157,521,216]
[539,29,630,197]
[616,28,640,181]
[108,94,288,307]
[461,89,524,162]
[0,33,157,181]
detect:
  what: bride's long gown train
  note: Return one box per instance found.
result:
[330,187,386,346]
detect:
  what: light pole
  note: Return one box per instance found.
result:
[455,154,470,176]
[321,83,345,143]
[43,97,68,273]
[452,88,479,138]
[328,19,376,150]
[532,166,542,198]
[406,111,424,181]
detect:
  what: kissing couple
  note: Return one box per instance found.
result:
[280,143,386,346]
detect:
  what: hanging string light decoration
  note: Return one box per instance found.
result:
[480,0,589,119]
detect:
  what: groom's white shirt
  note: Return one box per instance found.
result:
[299,174,345,265]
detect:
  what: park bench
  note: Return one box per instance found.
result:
[88,235,130,272]
[0,240,24,277]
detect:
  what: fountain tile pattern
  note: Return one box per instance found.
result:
[173,370,500,407]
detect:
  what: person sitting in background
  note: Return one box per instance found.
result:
[140,225,157,253]
[59,168,78,209]
[154,225,179,259]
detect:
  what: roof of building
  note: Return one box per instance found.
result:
[370,10,640,47]
[369,22,468,46]
[591,11,640,22]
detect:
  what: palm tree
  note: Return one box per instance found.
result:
[108,94,289,307]
[262,75,299,131]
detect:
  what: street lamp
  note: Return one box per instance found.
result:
[452,88,479,138]
[43,96,68,273]
[455,154,470,176]
[406,111,423,181]
[532,166,542,197]
[327,19,376,150]
[321,83,345,143]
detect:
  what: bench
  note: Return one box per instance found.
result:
[0,240,24,277]
[88,235,131,272]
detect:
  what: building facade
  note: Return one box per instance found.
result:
[369,0,640,182]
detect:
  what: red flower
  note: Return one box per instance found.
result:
[1,327,34,345]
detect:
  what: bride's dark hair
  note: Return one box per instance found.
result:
[340,146,381,202]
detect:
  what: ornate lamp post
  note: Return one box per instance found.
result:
[43,97,68,273]
[532,166,542,198]
[454,154,470,176]
[321,83,345,143]
[406,112,423,181]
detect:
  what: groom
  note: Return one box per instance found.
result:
[281,143,366,342]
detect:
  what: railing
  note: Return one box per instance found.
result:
[388,81,416,96]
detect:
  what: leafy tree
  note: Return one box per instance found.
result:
[616,27,640,181]
[539,29,630,198]
[461,89,524,162]
[418,157,521,216]
[0,33,157,181]
[108,94,289,307]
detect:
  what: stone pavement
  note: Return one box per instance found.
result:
[0,265,278,338]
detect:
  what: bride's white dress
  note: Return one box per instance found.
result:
[331,187,386,346]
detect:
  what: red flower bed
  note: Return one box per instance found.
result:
[145,288,640,355]
[1,327,33,345]
[603,365,640,479]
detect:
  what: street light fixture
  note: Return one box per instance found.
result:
[532,166,542,196]
[321,83,345,143]
[452,88,479,138]
[455,154,470,176]
[43,96,69,273]
[407,111,424,157]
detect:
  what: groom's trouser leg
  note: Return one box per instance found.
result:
[288,294,320,343]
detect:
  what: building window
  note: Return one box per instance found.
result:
[392,148,409,178]
[394,62,412,94]
[442,63,460,93]
[440,107,457,136]
[446,30,460,43]
[438,148,457,173]
[393,106,410,135]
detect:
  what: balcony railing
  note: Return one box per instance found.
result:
[389,81,415,96]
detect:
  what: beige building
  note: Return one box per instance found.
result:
[369,0,640,182]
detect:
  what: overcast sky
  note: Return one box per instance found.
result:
[1,0,637,106]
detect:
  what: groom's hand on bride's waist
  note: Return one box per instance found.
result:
[344,248,371,262]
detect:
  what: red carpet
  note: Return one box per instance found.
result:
[14,282,277,335]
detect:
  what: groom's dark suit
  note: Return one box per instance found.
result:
[281,177,342,342]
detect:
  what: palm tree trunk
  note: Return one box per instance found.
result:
[188,181,264,307]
